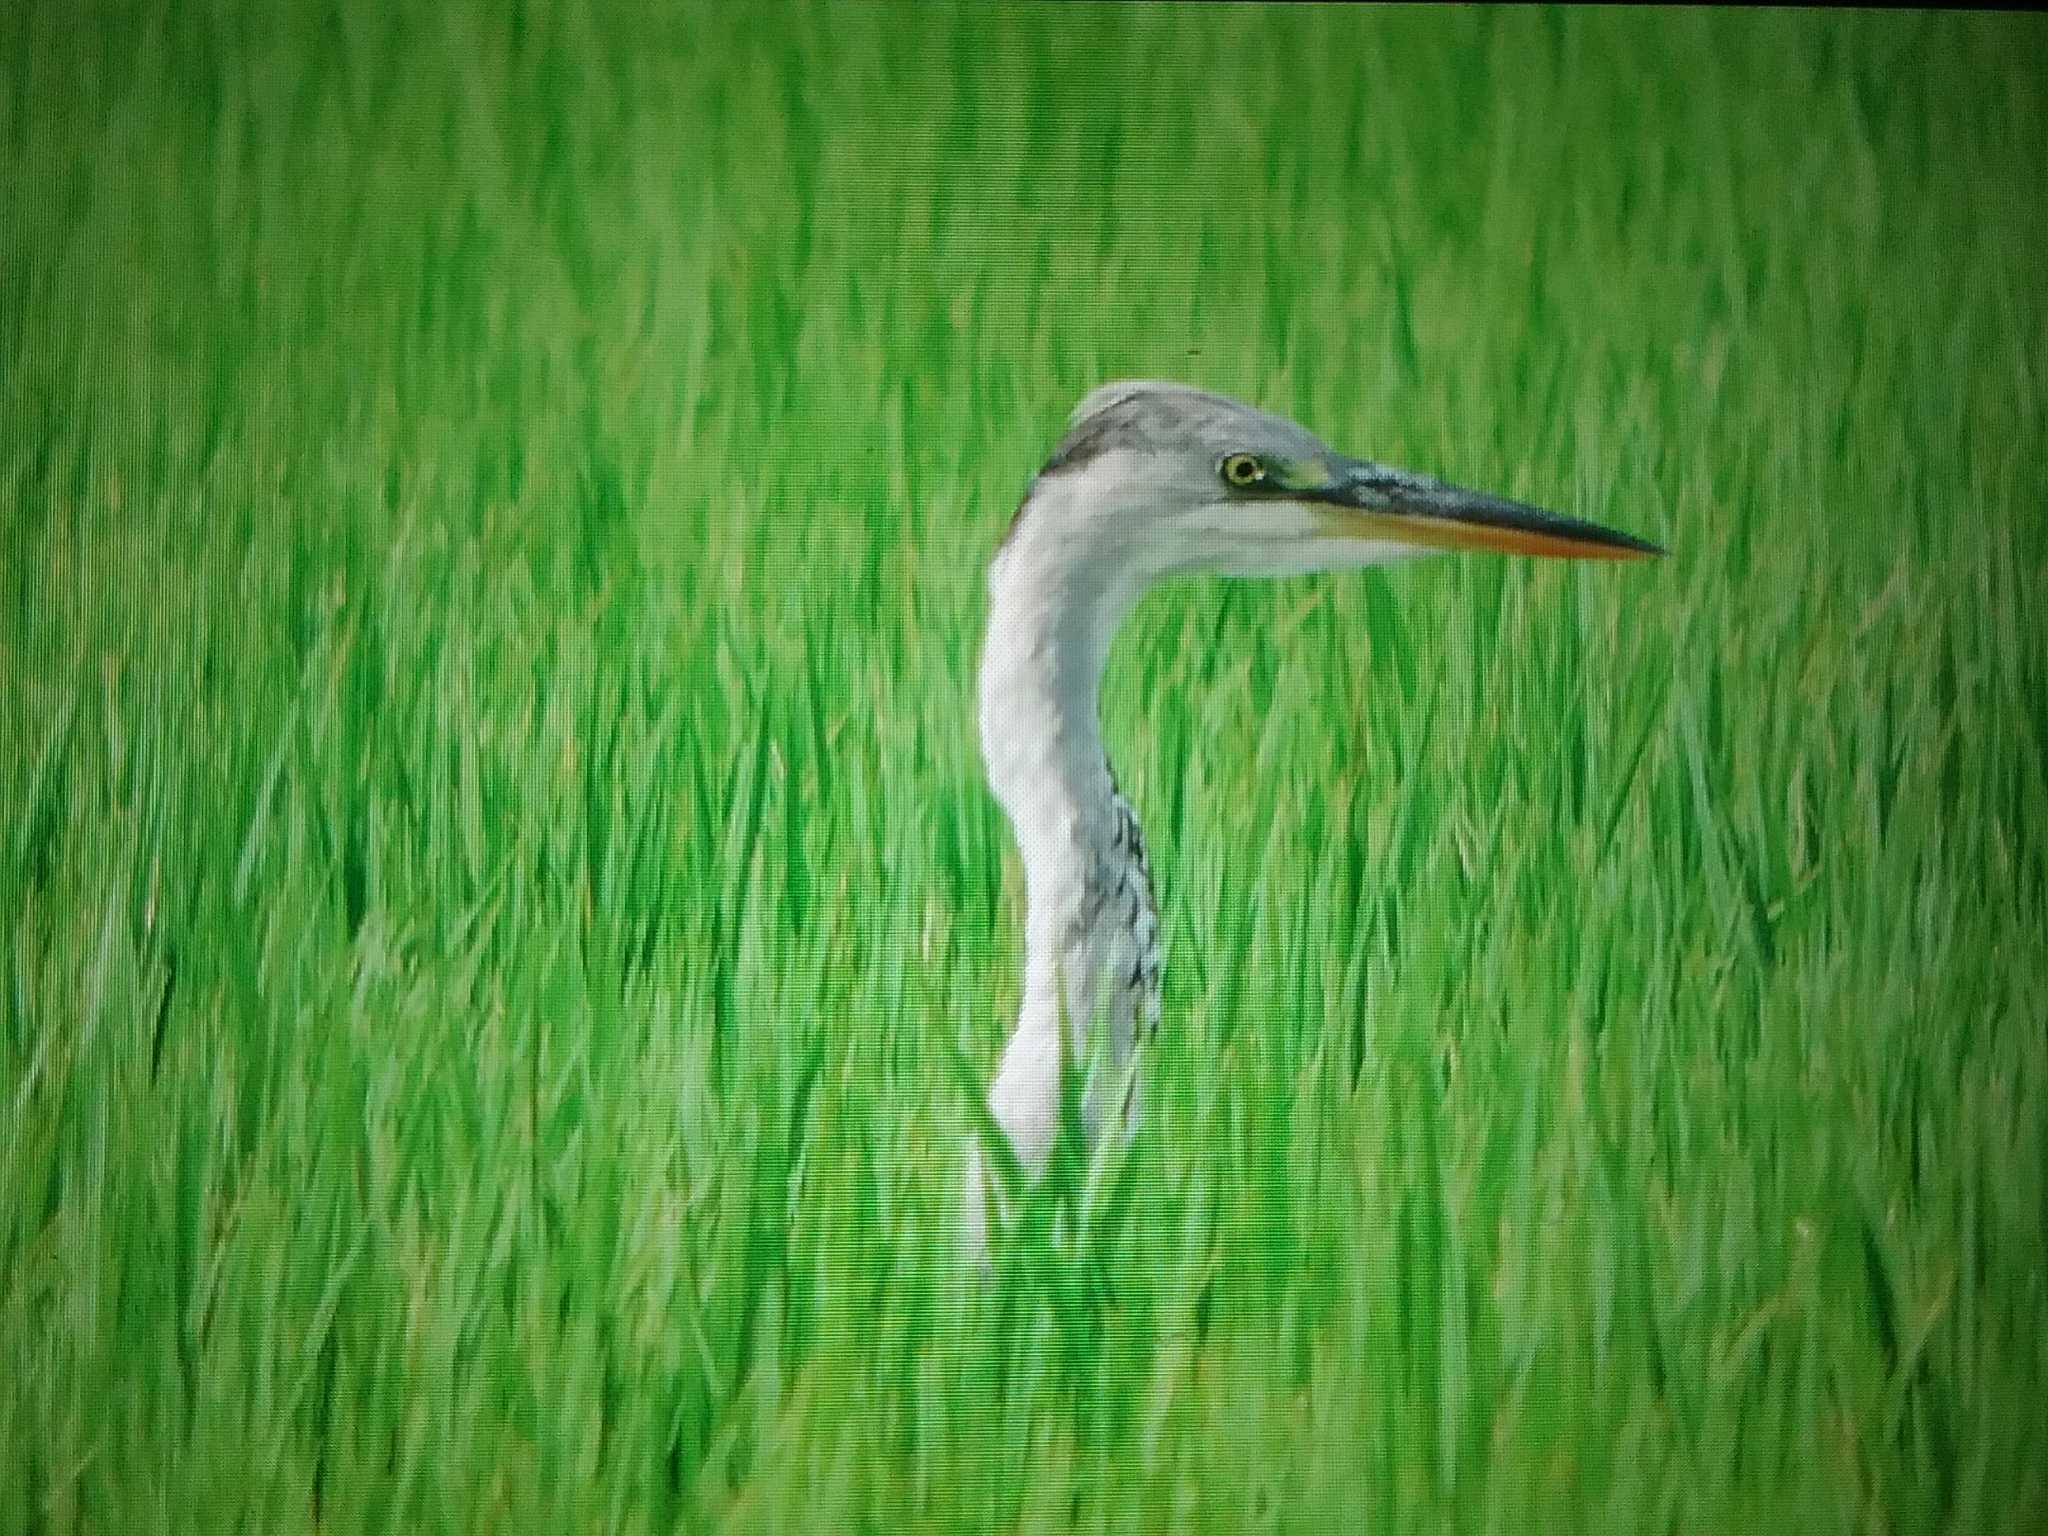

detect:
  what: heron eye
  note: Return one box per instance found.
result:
[1220,453,1266,489]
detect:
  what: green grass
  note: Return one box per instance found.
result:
[5,2,2047,1530]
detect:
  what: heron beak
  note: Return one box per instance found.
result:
[1309,458,1664,561]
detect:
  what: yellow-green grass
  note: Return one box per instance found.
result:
[4,3,2045,1530]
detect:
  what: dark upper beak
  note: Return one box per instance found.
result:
[1312,458,1665,561]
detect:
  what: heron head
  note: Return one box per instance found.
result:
[1012,380,1662,584]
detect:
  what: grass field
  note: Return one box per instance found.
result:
[5,3,2047,1530]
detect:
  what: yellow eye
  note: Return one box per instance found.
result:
[1220,453,1266,489]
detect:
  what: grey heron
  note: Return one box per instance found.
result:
[963,380,1661,1260]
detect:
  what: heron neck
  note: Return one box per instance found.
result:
[977,518,1143,908]
[972,494,1160,1177]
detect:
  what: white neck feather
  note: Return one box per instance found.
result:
[969,477,1160,1216]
